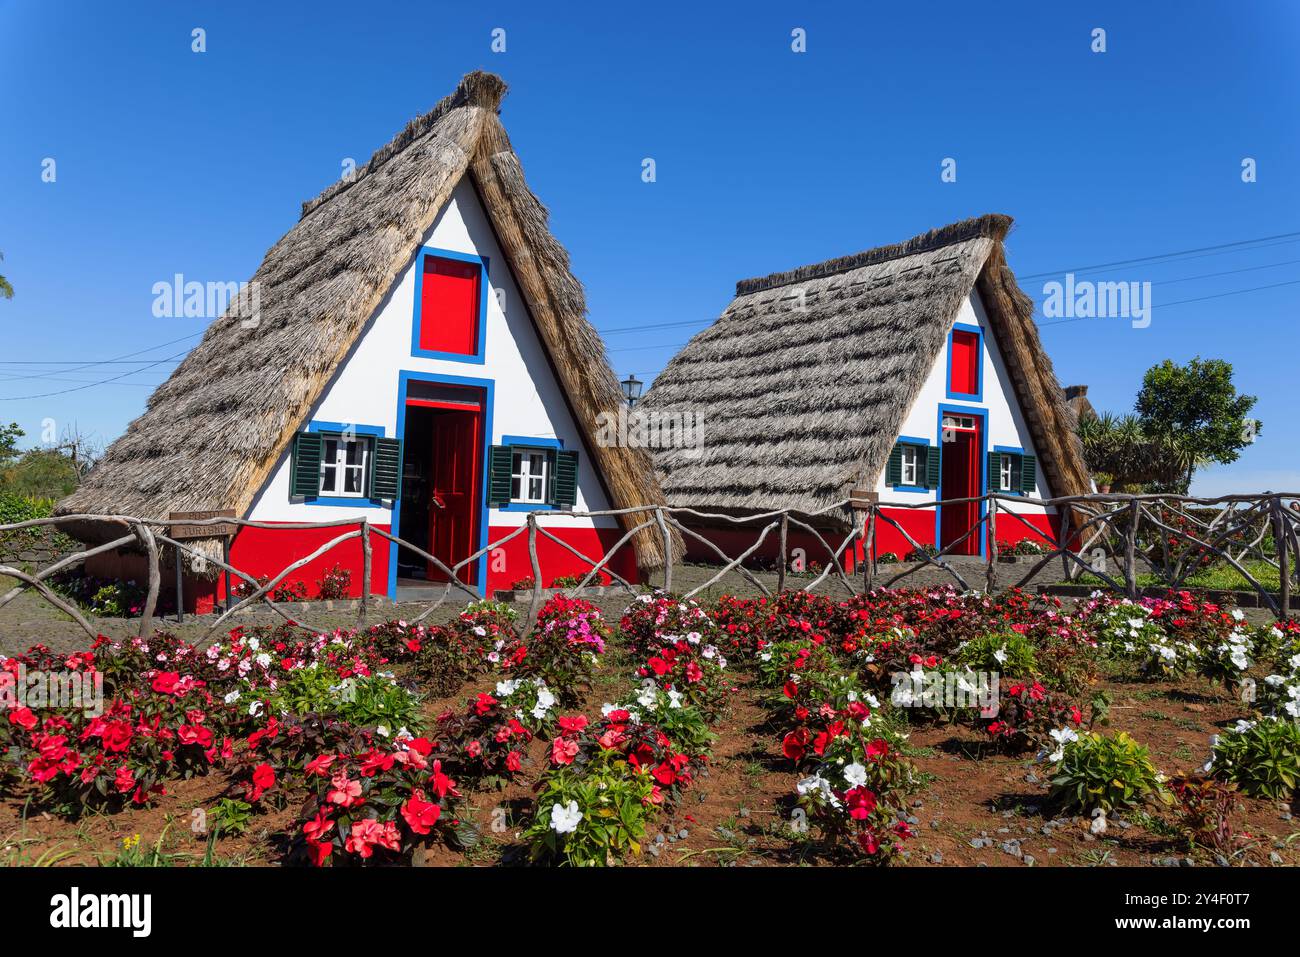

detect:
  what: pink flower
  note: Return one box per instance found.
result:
[550,737,579,766]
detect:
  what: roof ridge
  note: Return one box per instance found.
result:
[298,70,507,221]
[734,213,1013,296]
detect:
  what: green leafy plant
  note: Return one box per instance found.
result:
[1209,719,1300,800]
[1049,731,1165,814]
[954,631,1037,677]
[209,798,254,836]
[524,754,655,867]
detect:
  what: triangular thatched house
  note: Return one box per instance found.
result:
[58,71,667,608]
[641,214,1090,563]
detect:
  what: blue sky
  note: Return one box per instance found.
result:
[1,1,1297,494]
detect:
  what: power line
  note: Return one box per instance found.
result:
[0,349,193,401]
[0,332,201,384]
[1016,229,1300,281]
[1036,276,1300,329]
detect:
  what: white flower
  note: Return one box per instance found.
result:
[993,647,1008,665]
[537,687,556,710]
[247,637,260,651]
[496,679,520,697]
[1046,726,1079,763]
[375,725,390,738]
[685,631,701,644]
[255,653,272,669]
[549,800,582,834]
[248,701,264,717]
[223,690,241,705]
[636,686,658,710]
[759,652,772,662]
[486,652,500,664]
[843,762,868,788]
[1231,719,1256,733]
[1231,608,1245,621]
[473,626,486,637]
[667,689,683,709]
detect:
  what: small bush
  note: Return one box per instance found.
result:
[1209,719,1300,800]
[954,631,1037,678]
[1049,731,1164,814]
[317,564,352,600]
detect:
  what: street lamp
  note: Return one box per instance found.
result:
[620,373,643,408]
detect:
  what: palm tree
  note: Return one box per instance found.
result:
[1077,411,1192,491]
[0,251,12,300]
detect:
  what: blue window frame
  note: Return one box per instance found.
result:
[945,321,984,401]
[992,445,1026,496]
[303,421,387,508]
[409,246,490,364]
[497,436,565,512]
[891,434,933,493]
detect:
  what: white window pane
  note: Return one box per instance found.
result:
[528,477,543,501]
[321,468,336,492]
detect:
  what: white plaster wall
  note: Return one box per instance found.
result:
[872,290,1054,516]
[246,177,617,529]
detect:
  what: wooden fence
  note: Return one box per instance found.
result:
[1,491,1296,641]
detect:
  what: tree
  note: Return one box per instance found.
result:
[1076,411,1193,491]
[0,251,12,300]
[1135,357,1259,493]
[0,422,24,468]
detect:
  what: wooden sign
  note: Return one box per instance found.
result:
[848,488,878,510]
[168,509,238,540]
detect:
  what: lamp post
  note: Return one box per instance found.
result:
[620,373,643,409]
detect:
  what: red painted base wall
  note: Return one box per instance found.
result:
[485,523,639,592]
[680,509,1063,578]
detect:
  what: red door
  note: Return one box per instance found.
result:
[939,416,981,555]
[428,410,481,584]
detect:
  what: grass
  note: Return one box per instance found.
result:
[1069,559,1282,594]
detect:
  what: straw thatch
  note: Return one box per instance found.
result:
[641,214,1091,523]
[57,71,672,570]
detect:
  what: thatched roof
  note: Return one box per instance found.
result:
[1064,384,1097,425]
[641,214,1091,521]
[58,71,671,570]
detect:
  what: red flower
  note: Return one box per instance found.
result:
[782,680,799,700]
[305,754,337,776]
[177,724,212,748]
[247,763,275,801]
[400,790,443,835]
[557,715,588,736]
[101,720,133,753]
[866,739,890,761]
[845,786,877,821]
[113,765,136,793]
[303,810,334,842]
[782,729,809,761]
[7,707,37,731]
[305,838,333,867]
[685,661,703,683]
[551,737,579,766]
[505,751,522,773]
[150,672,181,695]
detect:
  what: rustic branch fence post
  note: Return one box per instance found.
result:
[985,492,998,593]
[777,511,789,594]
[656,506,673,594]
[525,512,543,635]
[1273,496,1291,615]
[863,506,876,593]
[1125,499,1139,599]
[359,517,372,627]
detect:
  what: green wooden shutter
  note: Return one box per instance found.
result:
[290,432,323,498]
[553,450,579,508]
[925,445,941,490]
[987,451,1001,491]
[370,437,401,502]
[886,443,904,486]
[1019,453,1037,495]
[488,445,513,506]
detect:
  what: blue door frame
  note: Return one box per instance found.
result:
[388,370,495,599]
